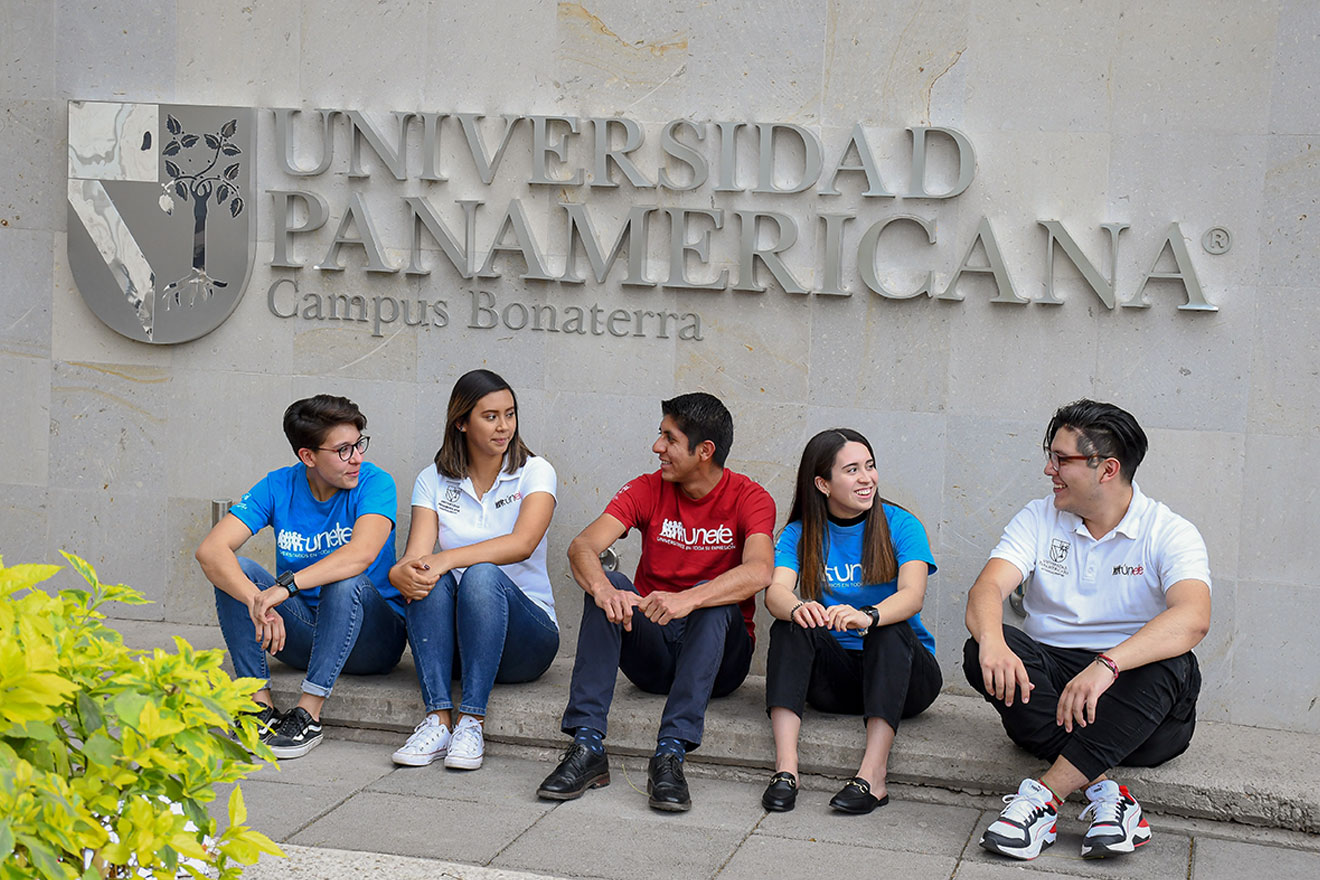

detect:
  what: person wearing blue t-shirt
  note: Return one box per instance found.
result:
[196,394,406,759]
[761,428,942,814]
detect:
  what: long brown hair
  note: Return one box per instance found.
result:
[434,369,532,479]
[784,428,899,601]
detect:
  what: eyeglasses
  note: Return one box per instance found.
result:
[317,436,370,461]
[1045,450,1095,469]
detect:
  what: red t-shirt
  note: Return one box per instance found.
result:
[604,468,776,638]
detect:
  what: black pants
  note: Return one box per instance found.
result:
[765,618,942,732]
[560,571,753,751]
[962,626,1201,781]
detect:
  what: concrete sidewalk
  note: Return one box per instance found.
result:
[227,738,1320,880]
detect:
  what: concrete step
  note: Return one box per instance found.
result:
[115,619,1320,834]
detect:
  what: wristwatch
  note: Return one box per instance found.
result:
[274,570,299,595]
[859,605,880,630]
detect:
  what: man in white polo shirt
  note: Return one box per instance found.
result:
[963,400,1211,862]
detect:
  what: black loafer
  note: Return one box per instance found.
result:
[829,776,889,814]
[536,743,610,800]
[762,771,798,812]
[647,753,691,812]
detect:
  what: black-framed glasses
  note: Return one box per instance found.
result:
[318,436,369,461]
[1046,450,1095,469]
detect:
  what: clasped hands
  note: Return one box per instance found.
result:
[979,641,1117,732]
[592,585,697,630]
[788,600,869,632]
[389,554,452,602]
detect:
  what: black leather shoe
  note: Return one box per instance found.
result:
[828,776,889,814]
[536,743,610,800]
[761,771,798,812]
[647,753,691,812]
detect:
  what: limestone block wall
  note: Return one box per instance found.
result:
[1,0,1316,734]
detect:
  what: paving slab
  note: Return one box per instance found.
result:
[211,779,349,841]
[754,796,981,856]
[1191,837,1320,880]
[241,845,557,880]
[718,833,960,880]
[366,754,563,810]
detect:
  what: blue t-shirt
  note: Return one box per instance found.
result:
[229,461,403,617]
[774,504,936,655]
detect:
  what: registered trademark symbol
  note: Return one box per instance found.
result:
[1202,226,1231,255]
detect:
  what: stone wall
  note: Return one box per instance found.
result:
[2,0,1316,733]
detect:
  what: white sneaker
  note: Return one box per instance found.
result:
[444,715,485,770]
[1079,780,1151,858]
[392,715,451,766]
[979,778,1058,860]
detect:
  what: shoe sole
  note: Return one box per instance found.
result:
[648,796,692,812]
[1082,827,1151,859]
[392,749,446,767]
[537,772,610,800]
[980,831,1056,861]
[269,736,322,760]
[444,754,484,770]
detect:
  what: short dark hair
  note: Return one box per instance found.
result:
[434,369,532,479]
[1044,399,1148,484]
[283,395,367,455]
[661,392,733,466]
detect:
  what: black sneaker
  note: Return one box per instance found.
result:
[266,706,323,759]
[536,743,610,800]
[252,703,282,743]
[647,753,691,812]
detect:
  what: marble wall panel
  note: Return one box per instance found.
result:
[674,291,810,406]
[1110,1,1277,135]
[426,2,559,110]
[174,2,303,107]
[164,369,294,500]
[48,360,171,495]
[0,354,51,488]
[1230,581,1320,733]
[964,0,1118,133]
[682,0,826,123]
[1092,292,1253,433]
[0,484,50,565]
[822,0,970,129]
[1269,1,1320,134]
[941,415,1043,559]
[1239,432,1320,589]
[50,242,175,368]
[1,0,54,101]
[0,229,54,357]
[164,495,229,625]
[1,100,61,231]
[1247,286,1319,437]
[721,401,808,522]
[1260,135,1320,290]
[53,0,177,103]
[414,280,549,395]
[1139,428,1245,582]
[46,486,167,619]
[1107,132,1266,292]
[1194,572,1234,724]
[298,0,431,109]
[542,285,678,400]
[928,550,984,695]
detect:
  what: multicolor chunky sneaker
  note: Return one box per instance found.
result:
[266,706,323,759]
[392,715,451,766]
[1079,780,1151,858]
[980,778,1058,860]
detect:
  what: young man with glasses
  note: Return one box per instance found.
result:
[197,394,406,758]
[963,399,1210,861]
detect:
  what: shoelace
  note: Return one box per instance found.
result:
[1078,794,1122,823]
[999,791,1051,823]
[451,721,482,753]
[405,720,448,750]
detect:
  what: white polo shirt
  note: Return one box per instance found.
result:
[411,456,558,624]
[990,483,1210,650]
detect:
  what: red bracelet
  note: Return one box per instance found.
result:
[1095,653,1119,680]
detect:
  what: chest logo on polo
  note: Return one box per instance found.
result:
[1039,538,1071,576]
[1112,563,1145,576]
[658,518,735,550]
[495,491,523,509]
[438,484,461,513]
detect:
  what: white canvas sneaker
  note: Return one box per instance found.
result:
[444,715,485,770]
[979,778,1058,860]
[391,715,451,767]
[1079,780,1151,858]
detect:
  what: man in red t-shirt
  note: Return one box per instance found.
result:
[536,393,776,812]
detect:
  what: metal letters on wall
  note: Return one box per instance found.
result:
[67,101,257,344]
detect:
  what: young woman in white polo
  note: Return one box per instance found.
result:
[388,369,558,769]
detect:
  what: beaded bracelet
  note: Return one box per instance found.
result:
[1094,653,1120,680]
[789,601,805,619]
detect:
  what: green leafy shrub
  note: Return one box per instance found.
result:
[0,552,283,879]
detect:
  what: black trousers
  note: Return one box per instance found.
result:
[962,625,1201,781]
[764,618,942,732]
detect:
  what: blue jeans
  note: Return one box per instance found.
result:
[406,562,559,716]
[561,571,753,750]
[214,557,407,698]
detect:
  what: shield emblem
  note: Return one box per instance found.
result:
[67,101,256,344]
[1049,538,1070,564]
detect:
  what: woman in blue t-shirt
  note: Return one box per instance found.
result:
[761,428,942,814]
[388,369,560,771]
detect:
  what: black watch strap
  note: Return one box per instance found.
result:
[274,570,298,594]
[860,605,880,630]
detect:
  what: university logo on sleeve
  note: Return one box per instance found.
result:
[67,101,256,344]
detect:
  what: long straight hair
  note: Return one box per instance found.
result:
[785,428,899,601]
[434,369,532,479]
